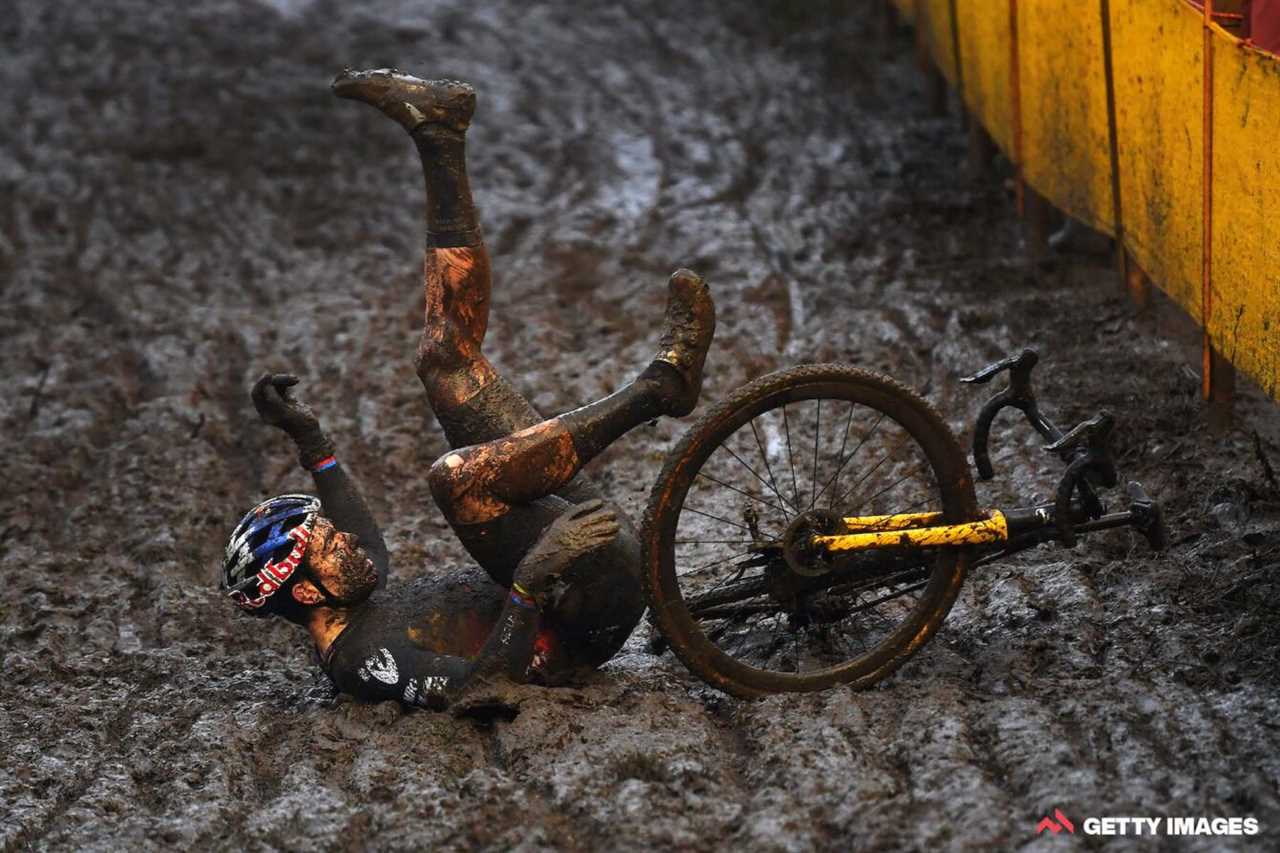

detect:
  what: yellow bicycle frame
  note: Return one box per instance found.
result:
[812,510,1009,553]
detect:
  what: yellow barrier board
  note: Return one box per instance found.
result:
[1211,36,1280,399]
[1109,0,1204,316]
[908,0,1278,402]
[955,0,1014,155]
[1018,0,1115,234]
[918,0,959,86]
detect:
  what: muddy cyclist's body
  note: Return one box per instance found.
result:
[221,69,715,711]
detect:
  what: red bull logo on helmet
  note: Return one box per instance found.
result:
[231,523,313,609]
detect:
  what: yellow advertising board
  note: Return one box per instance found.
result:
[1211,36,1280,399]
[1017,0,1115,234]
[918,0,959,86]
[954,0,1014,155]
[1109,0,1204,316]
[906,0,1278,400]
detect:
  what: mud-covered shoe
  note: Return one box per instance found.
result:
[650,268,715,417]
[331,68,476,134]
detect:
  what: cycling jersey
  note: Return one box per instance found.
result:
[320,568,553,709]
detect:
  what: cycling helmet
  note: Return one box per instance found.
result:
[223,494,322,614]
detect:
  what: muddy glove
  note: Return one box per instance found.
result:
[514,499,620,606]
[251,373,335,469]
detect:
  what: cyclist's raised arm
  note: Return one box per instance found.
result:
[250,373,390,585]
[307,457,390,586]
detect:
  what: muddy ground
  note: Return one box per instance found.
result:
[3,1,1280,850]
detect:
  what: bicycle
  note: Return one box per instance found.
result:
[639,348,1168,698]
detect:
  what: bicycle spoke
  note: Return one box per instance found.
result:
[895,494,934,513]
[741,421,800,518]
[825,562,931,598]
[809,398,821,512]
[692,560,771,603]
[808,402,860,507]
[831,430,912,511]
[841,580,929,615]
[695,470,791,518]
[680,548,760,578]
[844,464,928,516]
[782,403,800,509]
[680,505,755,533]
[813,408,885,509]
[716,438,793,517]
[697,602,781,621]
[689,578,771,615]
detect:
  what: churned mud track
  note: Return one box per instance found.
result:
[2,0,1279,849]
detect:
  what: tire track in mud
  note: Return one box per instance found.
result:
[2,702,133,852]
[1,667,199,852]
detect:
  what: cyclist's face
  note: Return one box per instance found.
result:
[303,517,378,605]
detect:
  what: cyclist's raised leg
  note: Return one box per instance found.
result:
[332,68,597,499]
[333,68,714,671]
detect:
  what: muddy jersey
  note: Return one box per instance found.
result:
[309,460,589,710]
[325,616,471,710]
[321,568,546,710]
[311,462,491,708]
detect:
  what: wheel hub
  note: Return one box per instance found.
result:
[781,509,841,577]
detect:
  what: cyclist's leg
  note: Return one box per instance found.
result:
[335,70,603,509]
[428,332,700,531]
[426,269,712,673]
[332,71,539,439]
[423,258,713,564]
[334,69,713,672]
[418,255,713,673]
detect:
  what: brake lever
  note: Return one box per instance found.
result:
[960,348,1038,385]
[1047,412,1116,545]
[1043,411,1112,454]
[960,347,1060,479]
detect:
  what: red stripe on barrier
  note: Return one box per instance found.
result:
[1009,0,1023,216]
[1202,0,1215,399]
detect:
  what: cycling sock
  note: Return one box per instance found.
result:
[559,374,671,462]
[433,376,543,447]
[412,124,482,248]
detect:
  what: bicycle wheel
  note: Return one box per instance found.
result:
[642,363,978,697]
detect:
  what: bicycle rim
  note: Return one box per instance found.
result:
[642,364,978,697]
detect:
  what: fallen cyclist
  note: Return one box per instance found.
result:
[221,69,715,711]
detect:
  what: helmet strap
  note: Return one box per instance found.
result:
[302,566,346,608]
